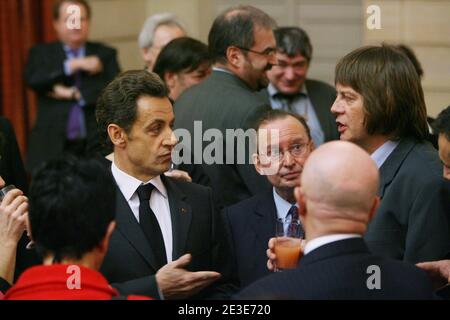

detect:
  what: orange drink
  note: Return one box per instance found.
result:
[274,237,302,270]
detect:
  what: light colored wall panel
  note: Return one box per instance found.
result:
[109,40,144,71]
[424,90,450,117]
[404,1,450,45]
[146,0,214,42]
[415,47,450,89]
[363,0,403,44]
[298,0,361,23]
[89,0,147,41]
[296,0,362,85]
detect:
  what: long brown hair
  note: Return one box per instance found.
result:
[335,44,428,141]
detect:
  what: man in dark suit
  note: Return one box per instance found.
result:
[24,0,120,174]
[224,110,312,288]
[265,27,338,146]
[417,106,450,299]
[96,70,234,299]
[174,5,277,208]
[330,45,450,263]
[237,141,435,299]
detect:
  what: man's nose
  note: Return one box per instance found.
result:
[283,151,295,166]
[284,67,296,80]
[268,53,277,67]
[330,98,342,115]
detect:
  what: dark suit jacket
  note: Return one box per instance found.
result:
[262,79,339,143]
[236,238,435,300]
[223,189,277,288]
[365,138,450,263]
[100,175,235,299]
[0,117,42,280]
[24,41,120,173]
[0,117,28,192]
[174,70,271,209]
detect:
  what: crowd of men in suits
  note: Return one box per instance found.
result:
[0,0,450,300]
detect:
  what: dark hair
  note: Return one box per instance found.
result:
[96,70,169,149]
[208,5,276,63]
[335,44,428,141]
[254,109,311,141]
[274,27,312,62]
[29,157,115,261]
[396,45,424,79]
[433,106,450,140]
[53,0,91,20]
[153,37,211,80]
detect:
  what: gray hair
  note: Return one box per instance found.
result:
[138,12,186,49]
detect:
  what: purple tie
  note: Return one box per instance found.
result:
[66,49,86,140]
[287,206,305,238]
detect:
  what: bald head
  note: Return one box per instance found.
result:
[297,141,380,236]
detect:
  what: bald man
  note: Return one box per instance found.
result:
[236,141,435,299]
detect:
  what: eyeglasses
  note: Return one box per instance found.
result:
[236,46,277,57]
[261,143,310,163]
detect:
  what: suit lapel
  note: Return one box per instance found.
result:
[114,186,159,271]
[305,80,334,140]
[251,189,277,256]
[378,139,415,198]
[161,175,192,260]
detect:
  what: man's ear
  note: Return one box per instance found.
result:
[107,124,127,148]
[295,187,307,219]
[141,47,152,65]
[164,72,178,90]
[98,221,116,255]
[368,196,380,222]
[252,153,264,175]
[309,140,316,152]
[226,46,244,68]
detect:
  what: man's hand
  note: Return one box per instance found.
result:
[0,189,28,248]
[164,170,192,183]
[156,254,221,300]
[417,260,450,289]
[266,237,305,272]
[70,56,103,75]
[48,84,80,100]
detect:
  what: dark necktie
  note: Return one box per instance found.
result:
[272,92,306,112]
[66,49,86,140]
[136,184,167,269]
[287,205,305,239]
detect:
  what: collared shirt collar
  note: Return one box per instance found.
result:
[111,162,168,201]
[304,234,362,255]
[267,82,307,98]
[63,45,86,56]
[370,140,400,169]
[212,66,233,75]
[273,187,297,220]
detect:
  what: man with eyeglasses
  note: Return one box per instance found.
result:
[174,5,277,209]
[223,110,313,288]
[264,27,338,147]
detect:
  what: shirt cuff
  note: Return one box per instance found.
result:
[157,283,165,300]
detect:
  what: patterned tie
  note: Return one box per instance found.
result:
[66,49,86,140]
[136,184,167,269]
[287,205,305,238]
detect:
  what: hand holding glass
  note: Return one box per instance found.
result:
[274,217,303,271]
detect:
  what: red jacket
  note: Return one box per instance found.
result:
[4,264,150,300]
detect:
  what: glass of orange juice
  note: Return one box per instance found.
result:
[274,217,303,271]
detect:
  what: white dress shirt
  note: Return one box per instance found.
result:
[111,162,173,263]
[304,234,362,255]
